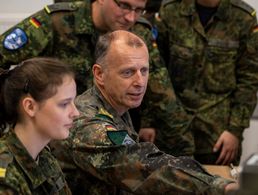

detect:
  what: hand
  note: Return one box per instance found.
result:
[224,182,239,195]
[139,128,156,143]
[213,130,239,165]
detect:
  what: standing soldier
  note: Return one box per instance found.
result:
[157,0,258,165]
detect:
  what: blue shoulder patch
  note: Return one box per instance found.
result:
[3,28,28,50]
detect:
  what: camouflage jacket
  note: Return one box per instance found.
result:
[0,131,71,195]
[0,0,195,156]
[157,0,258,137]
[51,85,233,195]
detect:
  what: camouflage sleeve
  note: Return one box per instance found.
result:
[132,22,194,156]
[0,9,53,69]
[71,119,233,194]
[155,6,171,66]
[228,15,258,138]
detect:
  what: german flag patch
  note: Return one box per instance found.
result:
[253,25,258,33]
[30,17,41,28]
[105,124,116,131]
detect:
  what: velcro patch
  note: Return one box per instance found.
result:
[3,28,28,50]
[107,130,136,145]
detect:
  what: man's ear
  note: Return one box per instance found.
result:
[21,96,38,117]
[92,64,105,86]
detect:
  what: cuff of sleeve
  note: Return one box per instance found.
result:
[211,176,236,195]
[227,126,244,139]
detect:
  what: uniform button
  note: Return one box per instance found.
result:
[73,138,80,144]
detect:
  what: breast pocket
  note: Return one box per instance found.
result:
[204,39,239,93]
[169,44,195,92]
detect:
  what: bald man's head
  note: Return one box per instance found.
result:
[94,30,147,67]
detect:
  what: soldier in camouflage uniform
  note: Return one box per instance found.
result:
[0,0,195,156]
[156,0,258,165]
[0,57,79,194]
[50,30,238,195]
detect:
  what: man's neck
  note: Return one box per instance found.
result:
[196,0,220,7]
[96,84,126,116]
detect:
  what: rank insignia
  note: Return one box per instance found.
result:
[107,130,136,145]
[98,108,113,119]
[0,167,6,178]
[3,28,28,50]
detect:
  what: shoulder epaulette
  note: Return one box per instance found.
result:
[231,0,256,17]
[0,151,13,179]
[162,0,179,7]
[94,108,114,121]
[44,2,78,14]
[136,17,152,30]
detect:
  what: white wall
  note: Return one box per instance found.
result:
[0,0,257,163]
[241,0,258,164]
[246,0,258,9]
[0,0,53,33]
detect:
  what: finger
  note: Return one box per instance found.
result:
[213,137,223,153]
[216,147,227,165]
[222,151,231,165]
[228,149,237,164]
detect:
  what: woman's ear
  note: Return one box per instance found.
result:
[21,96,38,117]
[92,64,105,86]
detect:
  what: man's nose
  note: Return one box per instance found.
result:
[124,10,138,23]
[133,71,146,87]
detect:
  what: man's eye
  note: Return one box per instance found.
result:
[122,70,133,77]
[119,2,131,10]
[141,68,149,76]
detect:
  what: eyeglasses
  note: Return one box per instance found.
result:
[113,0,145,15]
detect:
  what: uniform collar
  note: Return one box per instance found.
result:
[93,86,139,140]
[93,86,124,120]
[180,0,231,21]
[6,131,51,189]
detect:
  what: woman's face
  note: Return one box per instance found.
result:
[33,75,79,140]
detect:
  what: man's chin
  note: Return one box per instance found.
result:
[129,102,142,109]
[113,24,133,31]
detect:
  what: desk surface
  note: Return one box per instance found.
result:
[204,165,234,180]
